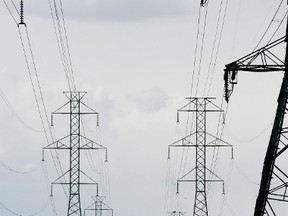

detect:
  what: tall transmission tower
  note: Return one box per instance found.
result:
[168,97,232,216]
[223,3,288,215]
[43,91,108,216]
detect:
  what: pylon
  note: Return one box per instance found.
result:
[43,91,108,216]
[169,97,232,216]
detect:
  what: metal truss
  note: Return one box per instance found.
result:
[224,36,285,103]
[43,91,107,216]
[223,27,288,215]
[168,211,186,216]
[84,196,113,216]
[169,97,232,216]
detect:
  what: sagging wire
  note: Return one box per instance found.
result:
[18,25,69,196]
[0,159,39,174]
[18,0,70,209]
[204,0,230,96]
[266,9,288,45]
[0,202,21,216]
[0,87,43,132]
[190,4,210,97]
[2,1,65,214]
[47,0,76,91]
[80,118,112,206]
[253,0,285,51]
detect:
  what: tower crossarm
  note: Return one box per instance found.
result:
[224,36,286,103]
[42,135,108,161]
[176,167,225,194]
[43,135,70,150]
[168,132,233,159]
[84,196,113,216]
[79,135,106,150]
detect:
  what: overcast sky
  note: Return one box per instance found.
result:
[0,0,287,216]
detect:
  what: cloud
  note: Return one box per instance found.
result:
[127,88,170,112]
[24,0,195,22]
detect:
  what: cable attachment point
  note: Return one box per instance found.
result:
[18,0,26,27]
[105,149,108,162]
[96,114,99,127]
[42,149,45,161]
[224,67,237,103]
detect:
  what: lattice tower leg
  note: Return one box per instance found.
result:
[193,99,208,216]
[68,92,82,216]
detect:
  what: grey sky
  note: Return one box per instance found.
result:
[26,0,196,21]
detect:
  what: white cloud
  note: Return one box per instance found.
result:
[127,88,170,112]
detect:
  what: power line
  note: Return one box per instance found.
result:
[266,9,288,44]
[0,87,43,132]
[0,160,38,174]
[0,202,21,216]
[204,0,230,96]
[2,0,18,24]
[47,0,76,91]
[253,0,285,51]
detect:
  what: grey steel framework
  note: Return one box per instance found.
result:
[169,211,186,216]
[43,91,107,216]
[84,196,113,216]
[223,7,288,215]
[168,97,232,216]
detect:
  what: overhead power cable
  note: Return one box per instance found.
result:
[0,87,43,132]
[0,160,38,174]
[17,22,69,198]
[253,0,285,51]
[47,0,76,91]
[9,0,19,15]
[2,0,18,24]
[2,0,74,214]
[204,0,230,96]
[0,202,21,216]
[267,9,288,44]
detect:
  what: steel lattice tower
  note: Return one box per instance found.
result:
[169,97,232,216]
[43,91,107,216]
[223,4,288,214]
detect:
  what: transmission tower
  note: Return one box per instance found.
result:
[43,91,108,216]
[223,3,288,215]
[168,97,232,216]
